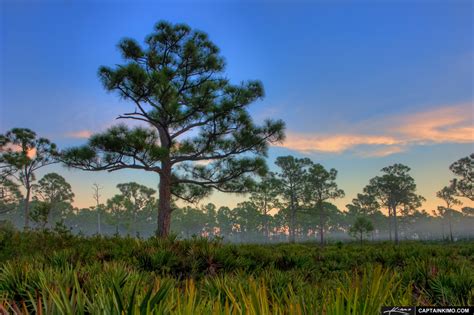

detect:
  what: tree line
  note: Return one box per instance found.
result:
[0,128,472,243]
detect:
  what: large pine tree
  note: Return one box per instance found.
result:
[62,21,285,237]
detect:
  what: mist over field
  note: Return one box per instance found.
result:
[1,163,474,244]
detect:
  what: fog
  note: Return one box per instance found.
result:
[1,202,472,243]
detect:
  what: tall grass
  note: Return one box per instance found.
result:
[0,262,415,314]
[0,231,472,314]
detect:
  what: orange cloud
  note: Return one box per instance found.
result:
[391,104,473,144]
[65,118,156,140]
[67,130,93,139]
[27,147,37,158]
[3,144,37,158]
[277,103,473,156]
[277,133,400,153]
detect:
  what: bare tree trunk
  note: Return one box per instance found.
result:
[93,183,102,235]
[157,164,172,237]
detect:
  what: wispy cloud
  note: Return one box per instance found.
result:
[65,117,156,140]
[194,159,213,166]
[66,130,94,139]
[389,104,473,144]
[356,146,406,158]
[280,134,400,153]
[277,103,473,157]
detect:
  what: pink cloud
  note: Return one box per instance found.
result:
[391,104,473,144]
[277,103,473,157]
[3,144,37,158]
[27,147,37,158]
[276,133,400,153]
[66,130,94,139]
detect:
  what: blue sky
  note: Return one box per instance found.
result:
[1,0,472,211]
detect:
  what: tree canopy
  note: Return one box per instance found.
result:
[449,154,473,201]
[304,163,344,245]
[364,164,424,244]
[346,193,380,217]
[349,217,374,244]
[0,128,57,228]
[249,174,280,238]
[274,156,312,242]
[34,173,75,205]
[61,21,285,236]
[33,172,75,228]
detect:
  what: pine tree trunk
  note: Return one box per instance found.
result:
[449,218,453,242]
[319,202,324,246]
[98,210,101,235]
[133,207,137,237]
[441,220,445,240]
[289,194,296,243]
[388,208,392,241]
[320,224,324,245]
[156,164,172,237]
[24,184,31,230]
[48,206,53,229]
[263,200,269,242]
[318,201,324,246]
[393,206,399,245]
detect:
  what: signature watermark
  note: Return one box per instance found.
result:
[382,307,414,315]
[381,307,473,315]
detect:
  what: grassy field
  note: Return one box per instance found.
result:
[0,228,472,314]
